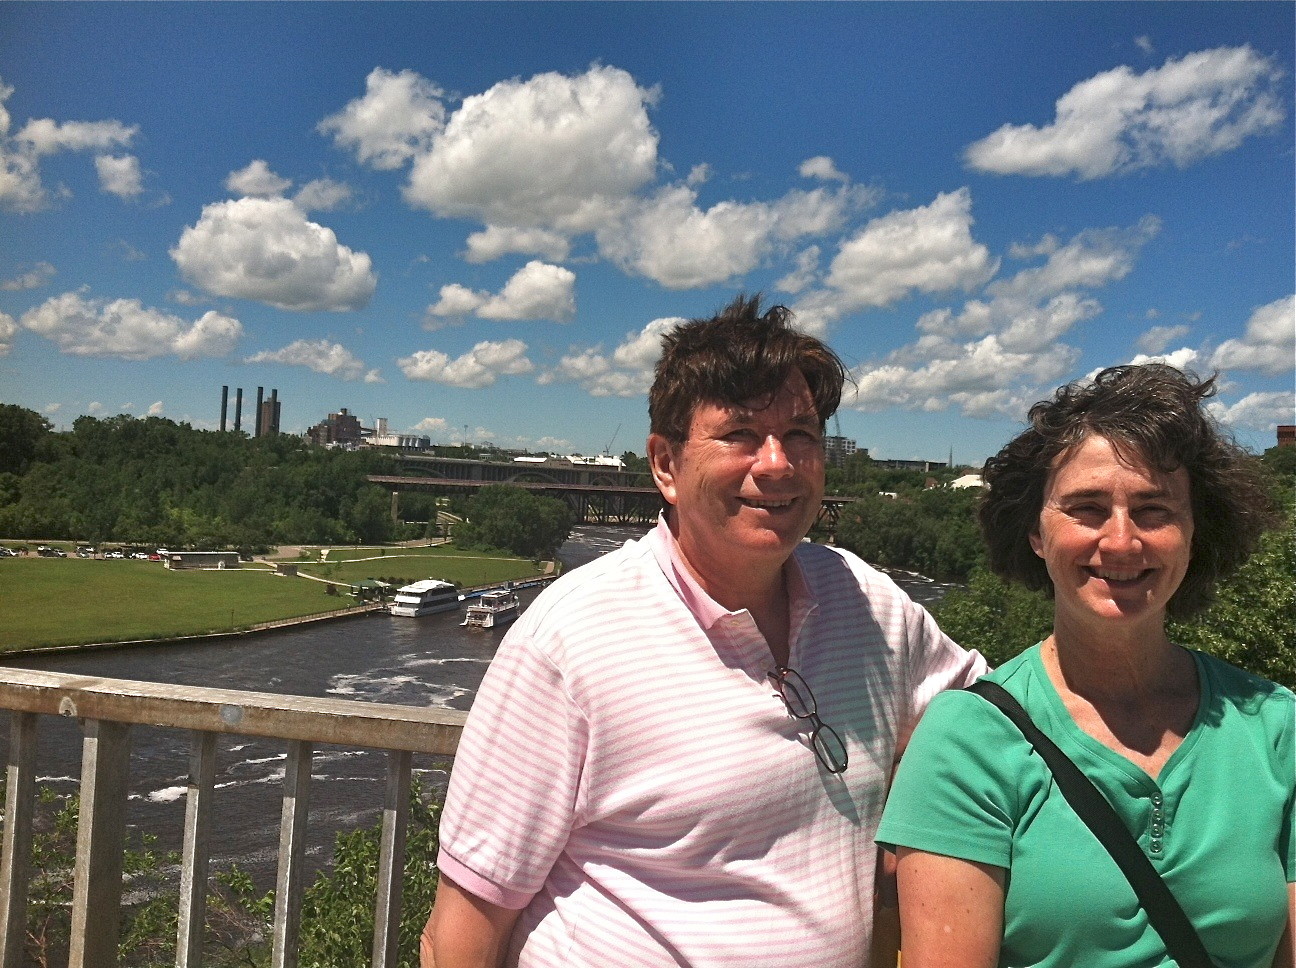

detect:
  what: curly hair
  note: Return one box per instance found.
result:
[979,364,1274,619]
[648,294,847,443]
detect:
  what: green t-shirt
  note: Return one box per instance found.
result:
[877,645,1295,968]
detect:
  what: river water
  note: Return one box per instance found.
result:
[1,526,956,887]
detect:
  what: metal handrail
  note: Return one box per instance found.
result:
[0,668,467,968]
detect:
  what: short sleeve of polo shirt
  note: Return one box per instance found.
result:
[876,688,1033,869]
[437,631,589,909]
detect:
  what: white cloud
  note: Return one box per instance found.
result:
[16,117,137,156]
[841,216,1159,418]
[775,247,821,295]
[1137,324,1191,353]
[429,283,487,318]
[95,154,143,199]
[1207,391,1295,431]
[463,225,571,263]
[171,197,376,312]
[597,182,860,290]
[293,178,352,212]
[226,159,292,197]
[685,163,711,186]
[799,156,849,182]
[0,77,137,211]
[147,401,164,416]
[0,311,16,355]
[87,401,104,415]
[848,336,1079,418]
[398,338,534,388]
[245,338,368,379]
[429,261,576,322]
[363,368,385,384]
[809,188,997,319]
[404,65,660,234]
[987,217,1160,303]
[1,261,55,291]
[965,46,1284,179]
[1128,347,1201,371]
[319,67,446,170]
[20,292,242,360]
[1209,295,1295,376]
[413,416,449,434]
[542,316,682,397]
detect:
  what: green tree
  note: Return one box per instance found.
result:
[455,485,572,559]
[347,486,395,544]
[932,568,1054,667]
[0,404,52,476]
[1169,512,1295,688]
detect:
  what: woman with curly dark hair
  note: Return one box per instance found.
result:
[878,364,1293,968]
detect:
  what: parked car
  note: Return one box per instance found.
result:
[0,547,17,557]
[105,550,125,559]
[132,552,150,560]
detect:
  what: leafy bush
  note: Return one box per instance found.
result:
[4,779,444,968]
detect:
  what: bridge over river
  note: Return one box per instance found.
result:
[369,469,862,533]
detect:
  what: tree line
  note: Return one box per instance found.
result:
[0,404,578,560]
[0,405,401,550]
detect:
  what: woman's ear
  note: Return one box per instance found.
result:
[1028,526,1045,559]
[646,433,680,507]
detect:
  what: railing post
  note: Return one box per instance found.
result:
[371,750,411,968]
[271,740,312,968]
[177,730,218,968]
[0,713,37,968]
[68,718,132,968]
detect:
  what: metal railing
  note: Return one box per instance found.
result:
[0,667,467,968]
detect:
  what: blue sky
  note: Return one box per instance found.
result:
[1,2,1292,465]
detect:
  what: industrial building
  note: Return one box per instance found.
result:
[219,386,280,436]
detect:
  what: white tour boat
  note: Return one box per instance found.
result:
[461,586,521,629]
[389,579,461,617]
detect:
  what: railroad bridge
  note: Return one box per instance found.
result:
[368,473,861,534]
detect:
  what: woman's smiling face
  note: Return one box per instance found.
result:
[1030,434,1194,638]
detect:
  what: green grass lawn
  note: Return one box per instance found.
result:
[0,558,355,650]
[0,548,547,650]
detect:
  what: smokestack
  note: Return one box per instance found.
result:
[234,388,243,434]
[270,388,280,435]
[255,387,264,437]
[220,386,229,432]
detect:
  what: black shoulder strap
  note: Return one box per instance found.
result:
[966,679,1217,968]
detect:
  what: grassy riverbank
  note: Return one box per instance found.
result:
[0,545,548,651]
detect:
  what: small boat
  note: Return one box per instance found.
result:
[389,579,461,617]
[461,586,521,629]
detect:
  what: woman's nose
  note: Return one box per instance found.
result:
[1098,510,1141,552]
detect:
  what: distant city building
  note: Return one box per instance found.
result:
[1278,425,1295,448]
[257,389,281,437]
[306,408,365,447]
[366,417,430,451]
[823,435,859,467]
[220,385,279,435]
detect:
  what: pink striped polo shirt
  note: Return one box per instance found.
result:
[438,518,987,967]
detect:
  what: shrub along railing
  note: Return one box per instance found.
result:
[0,667,467,968]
